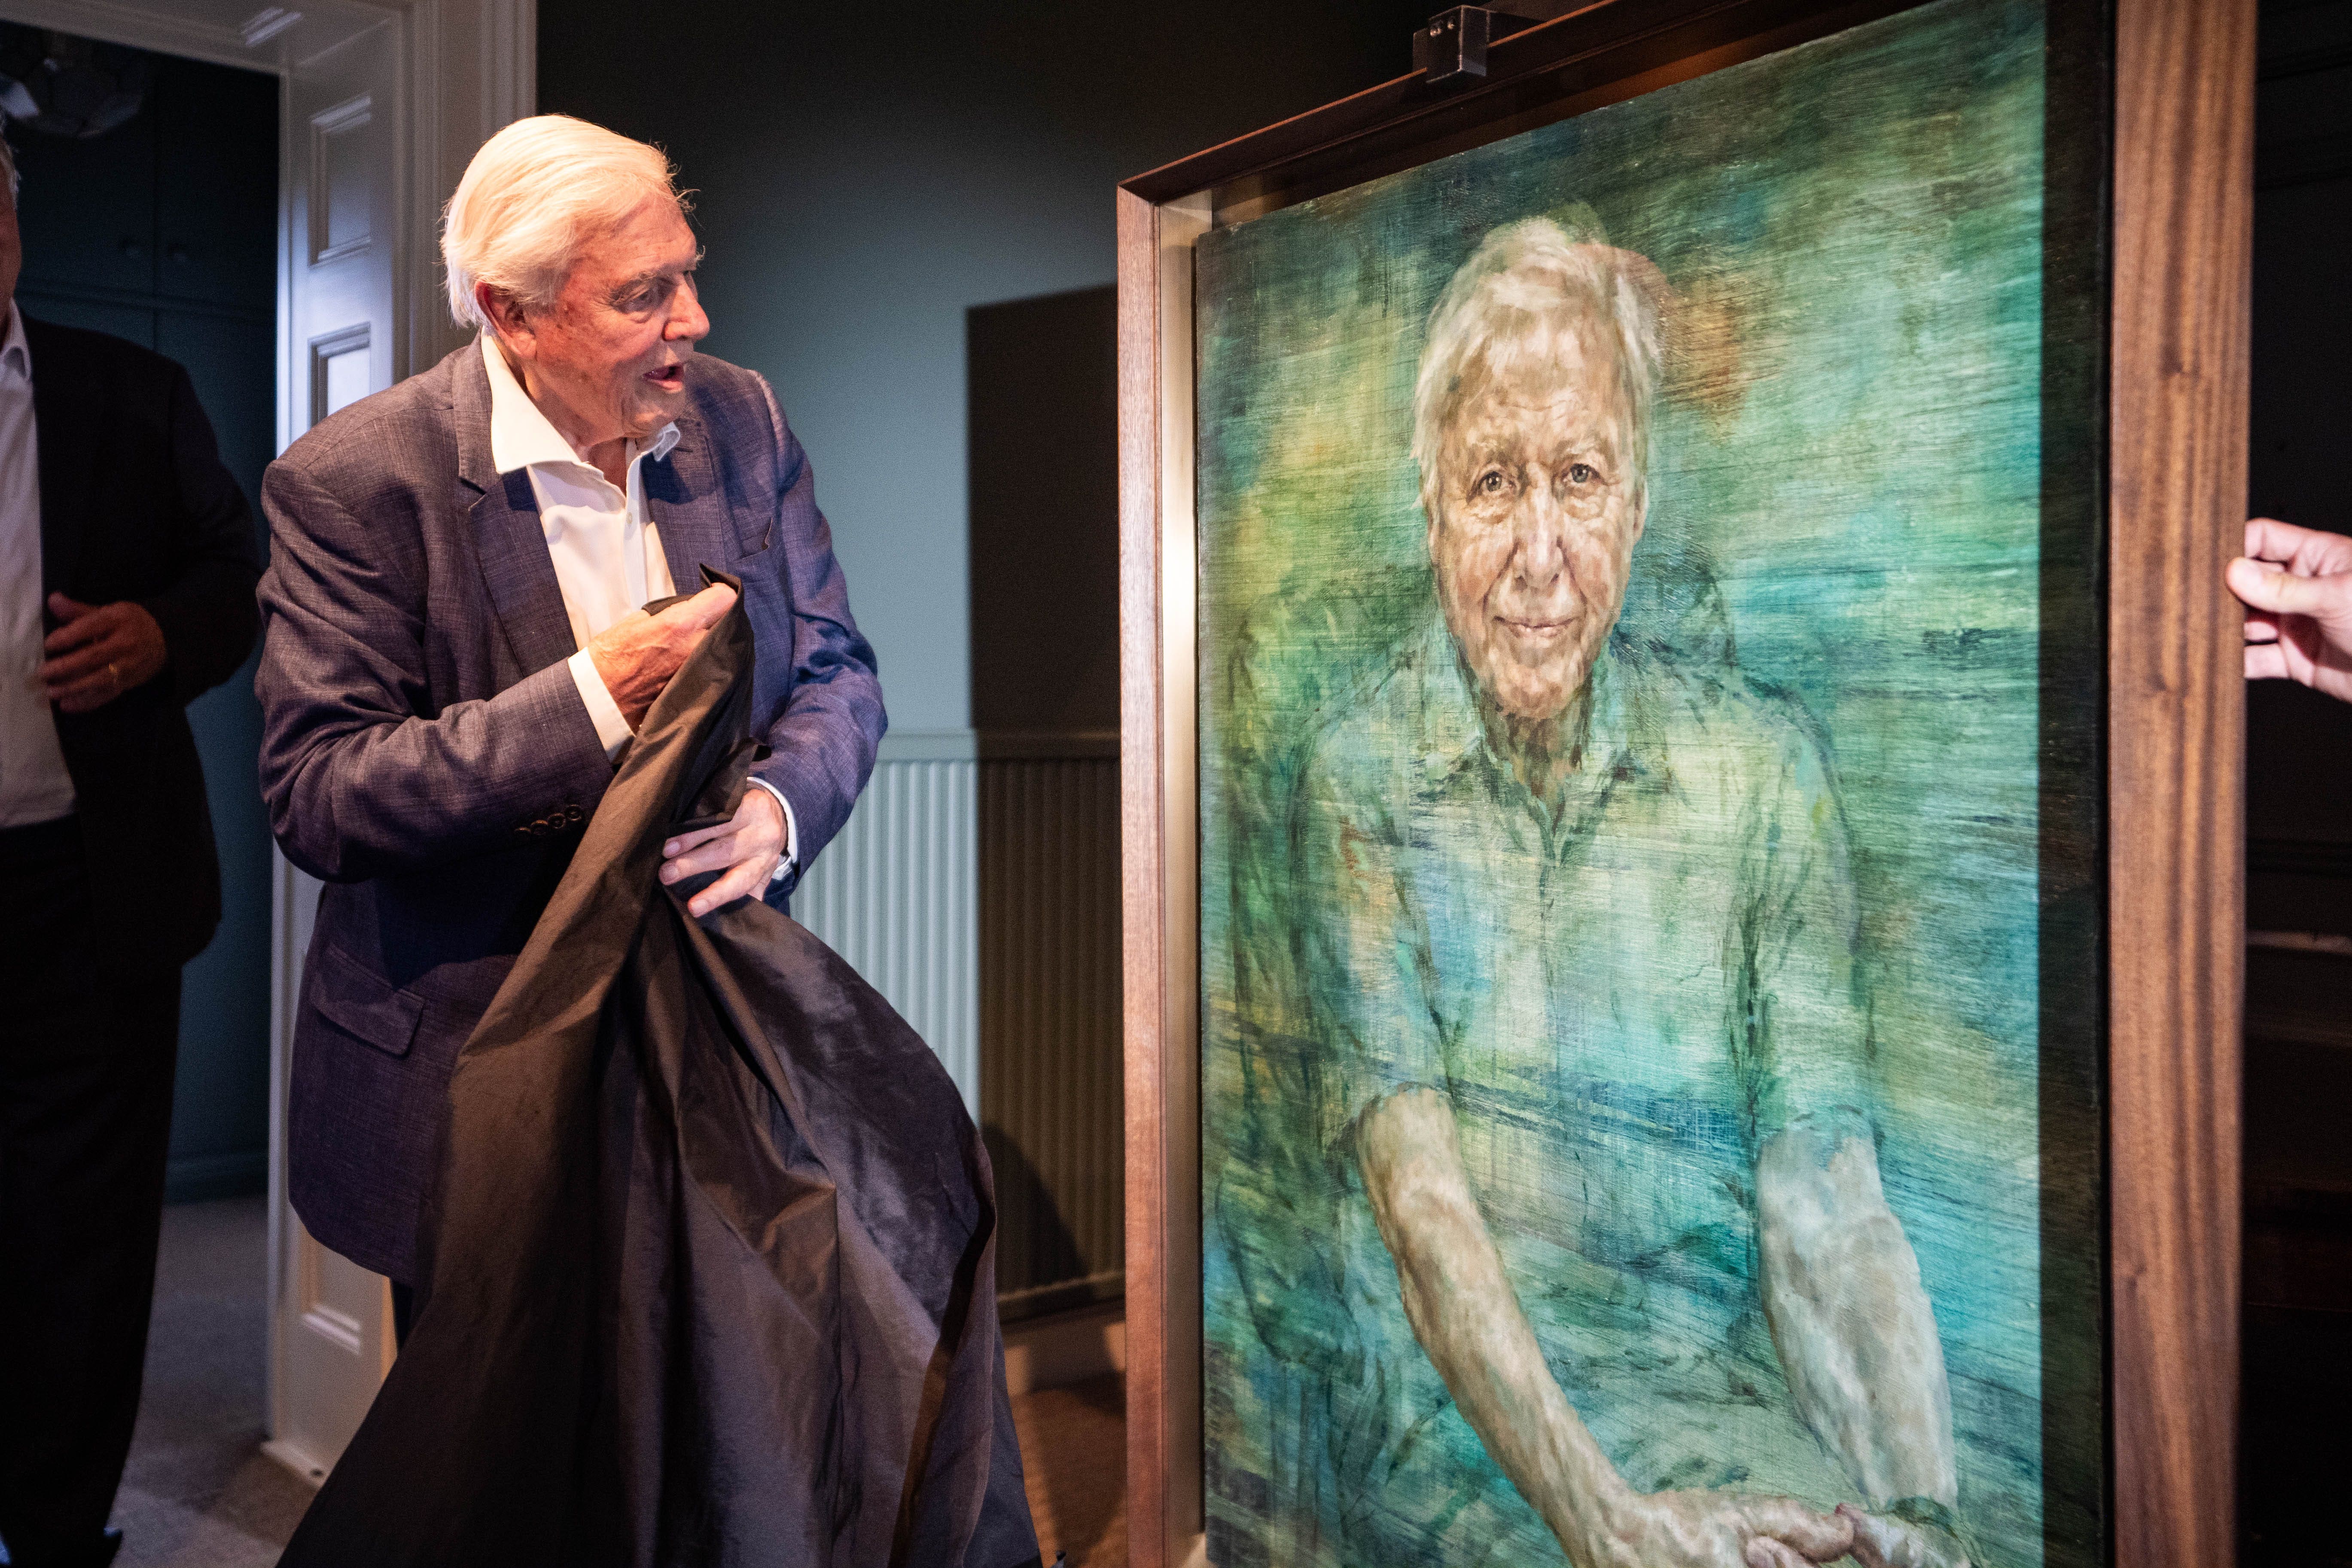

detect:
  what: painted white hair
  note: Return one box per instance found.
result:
[442,114,688,331]
[1411,216,1664,518]
[0,133,16,202]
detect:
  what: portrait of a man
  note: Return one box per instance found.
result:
[1289,220,1962,1568]
[1194,1,2104,1564]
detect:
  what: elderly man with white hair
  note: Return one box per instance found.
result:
[256,116,884,1329]
[1288,218,1968,1568]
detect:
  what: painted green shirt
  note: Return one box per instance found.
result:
[1293,614,1872,1531]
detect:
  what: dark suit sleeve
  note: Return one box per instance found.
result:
[138,362,262,703]
[255,457,616,883]
[746,384,885,893]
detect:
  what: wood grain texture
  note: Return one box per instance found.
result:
[1118,186,1172,1568]
[2108,0,2253,1562]
[1121,186,1208,1568]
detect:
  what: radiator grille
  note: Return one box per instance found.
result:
[791,744,980,1113]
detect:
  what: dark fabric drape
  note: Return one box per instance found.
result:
[278,584,1038,1568]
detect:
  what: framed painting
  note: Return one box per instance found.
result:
[1120,0,2250,1565]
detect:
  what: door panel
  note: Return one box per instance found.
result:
[266,11,401,1482]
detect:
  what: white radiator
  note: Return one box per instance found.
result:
[790,731,981,1113]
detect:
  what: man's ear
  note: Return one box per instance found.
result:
[475,282,533,354]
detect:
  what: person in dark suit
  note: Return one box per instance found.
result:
[254,116,885,1316]
[0,139,263,1568]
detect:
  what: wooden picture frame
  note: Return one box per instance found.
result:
[1119,1,2249,1563]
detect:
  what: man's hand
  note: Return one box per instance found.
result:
[660,785,784,917]
[1840,1504,1971,1568]
[585,582,737,729]
[40,593,168,713]
[2229,518,2352,701]
[1599,1489,1853,1568]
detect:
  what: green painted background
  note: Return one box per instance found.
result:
[1194,0,2105,1564]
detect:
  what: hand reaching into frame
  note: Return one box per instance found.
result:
[40,593,169,713]
[659,784,785,918]
[2229,518,2352,702]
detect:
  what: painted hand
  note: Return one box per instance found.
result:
[40,593,169,713]
[659,785,784,917]
[1839,1504,1971,1568]
[2229,518,2352,702]
[1593,1489,1855,1568]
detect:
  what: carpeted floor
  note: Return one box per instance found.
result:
[111,1197,312,1568]
[104,1197,1126,1568]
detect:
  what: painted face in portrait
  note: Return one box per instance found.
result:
[493,196,709,447]
[1426,314,1645,725]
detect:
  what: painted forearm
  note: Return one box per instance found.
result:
[1358,1087,1635,1564]
[1756,1124,1959,1507]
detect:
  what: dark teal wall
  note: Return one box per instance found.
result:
[539,0,1432,732]
[10,43,278,1202]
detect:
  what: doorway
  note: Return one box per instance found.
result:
[0,0,527,1555]
[2,23,304,1564]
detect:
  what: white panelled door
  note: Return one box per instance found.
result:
[264,9,405,1483]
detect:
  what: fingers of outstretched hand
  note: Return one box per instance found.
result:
[1745,1540,1813,1568]
[660,826,744,883]
[661,820,733,858]
[44,591,96,622]
[48,671,117,713]
[2245,517,2352,574]
[1737,1499,1853,1563]
[2227,557,2352,618]
[685,853,770,917]
[42,602,120,656]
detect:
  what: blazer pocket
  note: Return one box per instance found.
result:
[310,942,425,1058]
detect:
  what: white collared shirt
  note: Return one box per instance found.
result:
[0,302,77,828]
[480,336,795,876]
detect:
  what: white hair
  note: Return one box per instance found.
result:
[1411,216,1664,518]
[0,134,16,202]
[442,114,688,331]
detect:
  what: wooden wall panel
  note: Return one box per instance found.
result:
[2108,0,2254,1561]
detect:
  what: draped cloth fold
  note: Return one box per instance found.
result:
[278,581,1040,1568]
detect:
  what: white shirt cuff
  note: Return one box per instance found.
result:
[745,775,798,884]
[567,648,635,761]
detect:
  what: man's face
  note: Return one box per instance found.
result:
[1427,319,1644,724]
[502,197,707,444]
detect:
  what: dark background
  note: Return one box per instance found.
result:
[9,39,278,1203]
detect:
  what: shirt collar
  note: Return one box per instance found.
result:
[1413,612,1642,795]
[0,302,30,384]
[479,334,680,478]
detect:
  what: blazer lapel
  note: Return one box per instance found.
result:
[453,341,577,675]
[644,411,736,593]
[27,319,99,598]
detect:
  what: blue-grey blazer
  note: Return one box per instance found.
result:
[256,341,885,1284]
